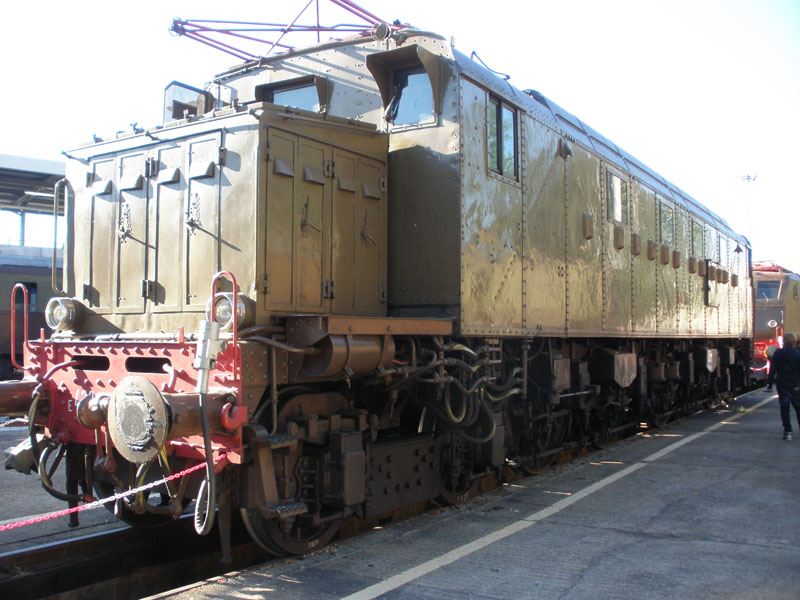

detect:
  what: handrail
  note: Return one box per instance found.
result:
[52,179,68,296]
[10,283,31,372]
[210,270,240,357]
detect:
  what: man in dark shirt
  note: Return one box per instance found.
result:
[767,332,800,440]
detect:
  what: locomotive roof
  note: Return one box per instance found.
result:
[197,30,746,249]
[451,48,747,248]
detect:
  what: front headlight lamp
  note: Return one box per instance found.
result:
[205,292,252,330]
[45,297,81,331]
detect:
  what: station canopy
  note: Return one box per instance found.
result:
[0,154,65,216]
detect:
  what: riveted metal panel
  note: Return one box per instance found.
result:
[631,181,657,332]
[522,117,566,333]
[601,165,631,333]
[460,81,522,330]
[87,158,116,312]
[296,138,328,312]
[185,133,222,309]
[219,127,259,305]
[265,130,297,310]
[152,144,185,313]
[717,235,731,334]
[675,207,691,335]
[354,157,385,314]
[688,218,706,334]
[565,146,601,333]
[331,150,357,314]
[656,197,677,334]
[115,151,147,314]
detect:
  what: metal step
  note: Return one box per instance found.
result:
[261,502,308,518]
[265,434,298,449]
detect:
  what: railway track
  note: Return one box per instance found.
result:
[0,406,716,599]
[0,517,263,600]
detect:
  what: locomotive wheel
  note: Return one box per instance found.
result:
[93,450,189,527]
[240,509,341,556]
[436,435,482,505]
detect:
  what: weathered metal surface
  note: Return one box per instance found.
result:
[601,165,631,333]
[522,116,566,334]
[565,145,602,334]
[460,78,523,331]
[285,315,452,347]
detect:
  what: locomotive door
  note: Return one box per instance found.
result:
[264,128,329,313]
[264,127,386,315]
[184,133,222,310]
[331,149,385,315]
[151,144,186,313]
[115,151,148,314]
[82,157,116,312]
[296,139,328,312]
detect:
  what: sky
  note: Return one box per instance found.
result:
[1,0,798,270]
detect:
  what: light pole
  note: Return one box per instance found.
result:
[742,174,757,243]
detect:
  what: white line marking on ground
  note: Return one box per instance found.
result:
[341,394,774,600]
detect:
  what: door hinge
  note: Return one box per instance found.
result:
[145,157,159,178]
[379,176,387,192]
[324,160,332,178]
[380,285,387,303]
[323,280,336,299]
[261,274,270,294]
[141,279,156,300]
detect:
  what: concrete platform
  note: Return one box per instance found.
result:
[153,388,800,600]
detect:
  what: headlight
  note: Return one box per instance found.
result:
[45,297,81,331]
[205,293,252,330]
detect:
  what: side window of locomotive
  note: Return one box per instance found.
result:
[659,202,674,246]
[756,280,781,300]
[606,170,628,225]
[704,226,717,261]
[488,97,518,179]
[386,67,434,126]
[265,83,320,112]
[691,221,704,257]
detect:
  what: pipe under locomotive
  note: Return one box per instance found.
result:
[0,22,752,557]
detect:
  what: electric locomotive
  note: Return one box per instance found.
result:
[0,13,752,557]
[751,261,800,380]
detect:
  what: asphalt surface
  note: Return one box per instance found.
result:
[0,423,122,553]
[150,388,800,600]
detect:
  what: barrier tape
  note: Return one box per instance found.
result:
[0,460,212,532]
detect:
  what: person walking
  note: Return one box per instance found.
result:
[766,332,800,440]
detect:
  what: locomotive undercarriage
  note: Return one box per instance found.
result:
[2,322,749,556]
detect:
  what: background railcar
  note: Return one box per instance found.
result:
[751,261,800,381]
[0,8,752,558]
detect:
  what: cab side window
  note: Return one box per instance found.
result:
[488,96,518,179]
[691,221,703,256]
[606,170,628,225]
[256,78,322,112]
[271,84,320,112]
[386,67,434,126]
[659,202,674,246]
